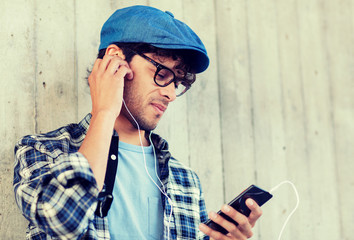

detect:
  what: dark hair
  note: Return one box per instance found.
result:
[87,42,196,85]
[101,42,195,80]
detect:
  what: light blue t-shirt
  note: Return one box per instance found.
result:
[107,141,164,240]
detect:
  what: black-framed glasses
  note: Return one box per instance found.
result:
[129,49,194,97]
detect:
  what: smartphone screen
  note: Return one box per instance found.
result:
[204,185,273,235]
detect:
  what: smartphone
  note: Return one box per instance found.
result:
[204,185,273,235]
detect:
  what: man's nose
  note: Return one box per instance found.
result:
[159,83,176,102]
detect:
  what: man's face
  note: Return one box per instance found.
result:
[121,53,179,131]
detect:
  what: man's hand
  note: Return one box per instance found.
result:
[88,54,133,119]
[199,199,262,240]
[79,54,133,190]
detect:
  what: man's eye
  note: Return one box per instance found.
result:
[156,68,171,80]
[157,74,166,79]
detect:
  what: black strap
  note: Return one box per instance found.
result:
[95,135,119,217]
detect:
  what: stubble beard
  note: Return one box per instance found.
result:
[122,88,161,132]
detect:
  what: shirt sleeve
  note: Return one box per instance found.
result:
[194,173,210,240]
[198,193,210,240]
[13,137,100,239]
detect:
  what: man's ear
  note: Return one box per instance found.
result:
[105,44,125,59]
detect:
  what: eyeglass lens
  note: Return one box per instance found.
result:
[155,68,187,96]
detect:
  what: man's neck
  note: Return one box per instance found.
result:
[114,116,150,146]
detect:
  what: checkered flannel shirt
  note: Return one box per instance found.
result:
[13,113,209,240]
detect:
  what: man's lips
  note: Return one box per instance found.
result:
[151,103,167,114]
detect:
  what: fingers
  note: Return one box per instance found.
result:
[112,61,133,80]
[95,54,133,79]
[88,58,102,86]
[220,205,253,239]
[91,57,101,74]
[199,223,233,240]
[90,54,133,87]
[200,200,263,240]
[88,54,133,118]
[246,199,262,227]
[199,211,251,240]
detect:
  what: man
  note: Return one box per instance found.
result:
[13,5,262,240]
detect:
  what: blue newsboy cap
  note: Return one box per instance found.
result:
[99,5,209,73]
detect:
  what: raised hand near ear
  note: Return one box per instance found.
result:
[89,54,133,119]
[79,54,133,190]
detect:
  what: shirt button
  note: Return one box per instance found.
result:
[110,154,117,160]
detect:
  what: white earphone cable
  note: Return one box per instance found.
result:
[121,101,298,240]
[149,132,174,239]
[269,180,299,240]
[122,99,173,240]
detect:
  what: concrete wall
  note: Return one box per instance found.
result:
[1,0,353,239]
